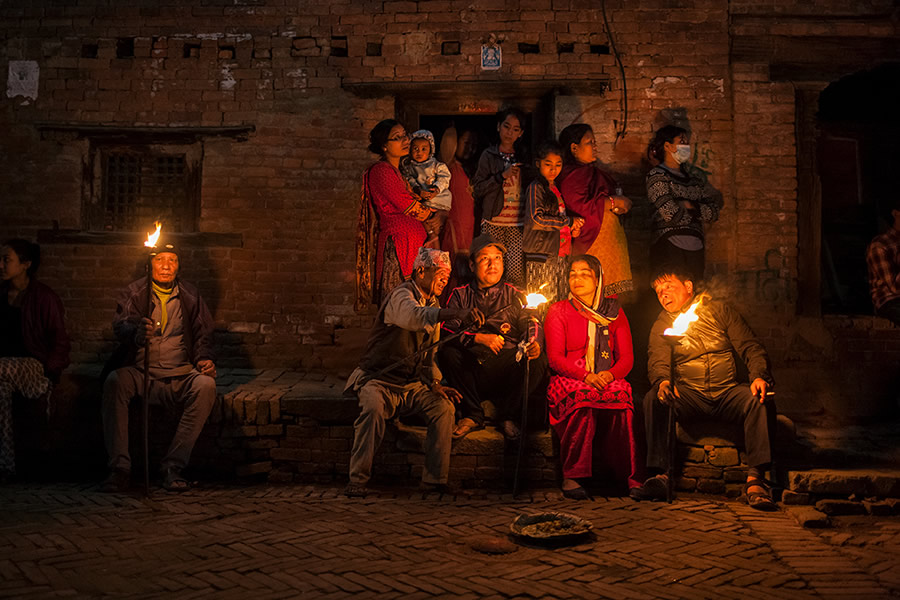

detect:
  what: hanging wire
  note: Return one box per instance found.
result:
[601,0,628,147]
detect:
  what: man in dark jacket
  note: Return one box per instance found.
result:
[439,234,545,440]
[634,269,776,509]
[344,247,484,497]
[101,242,217,493]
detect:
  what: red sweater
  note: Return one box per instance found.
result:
[544,299,632,382]
[2,280,70,380]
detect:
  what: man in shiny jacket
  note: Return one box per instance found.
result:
[100,242,217,493]
[439,234,545,441]
[635,269,777,509]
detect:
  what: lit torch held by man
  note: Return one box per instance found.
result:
[99,238,217,493]
[631,269,778,510]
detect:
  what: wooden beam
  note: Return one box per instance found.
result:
[342,78,611,100]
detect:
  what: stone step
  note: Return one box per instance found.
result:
[395,422,556,457]
[786,468,900,497]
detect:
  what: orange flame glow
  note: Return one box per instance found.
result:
[525,292,548,309]
[144,221,162,248]
[664,296,704,336]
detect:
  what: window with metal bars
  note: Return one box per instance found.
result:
[87,144,200,232]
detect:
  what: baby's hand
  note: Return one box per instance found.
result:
[419,189,436,200]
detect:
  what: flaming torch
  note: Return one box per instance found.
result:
[141,221,161,496]
[661,295,704,503]
[513,290,548,497]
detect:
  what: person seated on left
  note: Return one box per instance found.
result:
[100,241,217,493]
[0,239,70,482]
[344,247,484,498]
[439,233,545,441]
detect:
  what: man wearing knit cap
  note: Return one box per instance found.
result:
[344,247,484,497]
[100,241,217,493]
[439,234,545,440]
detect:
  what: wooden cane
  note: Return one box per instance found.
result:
[142,257,152,497]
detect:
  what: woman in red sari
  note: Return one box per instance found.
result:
[355,119,431,310]
[544,254,641,499]
[556,124,634,297]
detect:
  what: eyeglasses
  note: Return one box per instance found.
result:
[387,133,409,143]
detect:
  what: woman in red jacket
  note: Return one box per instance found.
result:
[355,119,431,310]
[0,239,70,480]
[544,254,640,499]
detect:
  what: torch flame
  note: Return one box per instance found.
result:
[144,221,162,248]
[524,292,548,309]
[664,296,705,336]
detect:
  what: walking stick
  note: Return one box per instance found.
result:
[141,222,161,497]
[142,259,152,497]
[513,315,539,498]
[663,335,683,504]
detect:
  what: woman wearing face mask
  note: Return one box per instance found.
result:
[645,126,722,282]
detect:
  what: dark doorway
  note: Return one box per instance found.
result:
[418,112,536,169]
[817,62,900,315]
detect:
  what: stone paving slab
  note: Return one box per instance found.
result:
[1,483,898,599]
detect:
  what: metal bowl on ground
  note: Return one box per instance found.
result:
[509,512,593,544]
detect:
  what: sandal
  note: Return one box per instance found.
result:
[744,478,777,511]
[162,467,191,492]
[562,479,591,501]
[344,482,368,497]
[452,418,483,440]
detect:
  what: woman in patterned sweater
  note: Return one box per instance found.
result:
[645,126,722,281]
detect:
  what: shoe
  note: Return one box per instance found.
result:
[500,420,521,440]
[629,475,668,502]
[744,478,777,511]
[452,418,484,440]
[562,485,591,501]
[344,482,368,497]
[100,469,131,493]
[162,467,191,492]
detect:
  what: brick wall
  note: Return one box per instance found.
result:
[2,1,898,415]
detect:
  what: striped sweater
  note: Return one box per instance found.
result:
[645,165,722,244]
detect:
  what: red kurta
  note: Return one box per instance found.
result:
[368,161,427,281]
[544,299,642,487]
[441,161,475,257]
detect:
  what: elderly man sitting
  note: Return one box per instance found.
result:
[344,248,484,497]
[101,241,217,493]
[634,269,777,510]
[438,234,545,440]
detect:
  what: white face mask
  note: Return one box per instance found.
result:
[673,144,691,164]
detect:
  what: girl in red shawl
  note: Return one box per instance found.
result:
[355,119,433,310]
[544,254,641,499]
[556,124,634,297]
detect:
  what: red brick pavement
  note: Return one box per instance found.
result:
[0,483,897,599]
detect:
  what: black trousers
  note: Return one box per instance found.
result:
[438,344,546,425]
[641,382,774,471]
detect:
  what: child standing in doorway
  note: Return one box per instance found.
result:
[471,107,529,286]
[400,129,452,248]
[523,141,584,303]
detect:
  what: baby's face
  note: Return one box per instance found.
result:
[410,139,431,163]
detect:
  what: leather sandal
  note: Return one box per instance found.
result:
[561,482,591,501]
[344,482,368,497]
[162,467,190,492]
[744,478,777,511]
[452,418,483,440]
